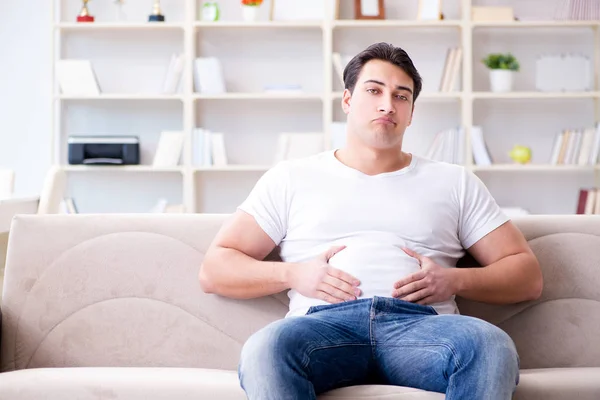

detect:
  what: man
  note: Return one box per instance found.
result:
[199,42,543,400]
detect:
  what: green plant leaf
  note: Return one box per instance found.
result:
[481,53,520,71]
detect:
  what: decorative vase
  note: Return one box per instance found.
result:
[489,69,514,92]
[242,5,258,22]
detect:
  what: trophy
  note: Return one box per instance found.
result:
[113,0,127,21]
[148,0,165,22]
[77,0,95,22]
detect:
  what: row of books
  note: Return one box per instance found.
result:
[576,188,600,214]
[554,0,600,20]
[439,47,462,92]
[425,127,466,165]
[549,124,600,165]
[192,129,228,167]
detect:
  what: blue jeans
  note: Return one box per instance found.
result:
[239,296,519,399]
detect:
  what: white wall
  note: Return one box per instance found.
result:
[0,1,52,197]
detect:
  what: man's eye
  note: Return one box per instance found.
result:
[396,95,408,101]
[367,88,378,94]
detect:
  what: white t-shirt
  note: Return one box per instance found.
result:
[238,150,509,318]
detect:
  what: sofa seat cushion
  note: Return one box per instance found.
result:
[514,368,600,400]
[5,367,596,399]
[0,367,443,400]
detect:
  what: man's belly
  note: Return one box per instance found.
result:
[285,240,459,318]
[327,242,421,299]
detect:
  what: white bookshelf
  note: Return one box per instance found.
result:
[50,0,600,215]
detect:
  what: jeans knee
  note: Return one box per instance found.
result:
[468,319,519,380]
[239,319,305,379]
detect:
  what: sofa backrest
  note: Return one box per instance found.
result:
[1,214,599,373]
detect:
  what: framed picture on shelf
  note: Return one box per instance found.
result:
[270,0,339,21]
[417,0,442,20]
[354,0,385,20]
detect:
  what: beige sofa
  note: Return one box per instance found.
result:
[1,214,599,400]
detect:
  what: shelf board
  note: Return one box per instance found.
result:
[193,165,271,172]
[62,165,184,173]
[472,20,599,28]
[193,93,323,100]
[472,164,596,172]
[472,91,598,100]
[57,94,184,101]
[194,21,322,28]
[55,22,185,30]
[333,20,462,28]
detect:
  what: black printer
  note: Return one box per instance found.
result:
[67,136,140,165]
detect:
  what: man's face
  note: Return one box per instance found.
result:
[342,59,415,150]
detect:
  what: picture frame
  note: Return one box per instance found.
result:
[417,0,442,21]
[270,0,339,22]
[354,0,385,20]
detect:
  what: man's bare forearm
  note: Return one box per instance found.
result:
[453,252,543,304]
[199,246,296,299]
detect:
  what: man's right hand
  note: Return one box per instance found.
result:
[288,245,362,304]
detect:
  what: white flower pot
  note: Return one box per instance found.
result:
[242,5,258,22]
[489,69,514,92]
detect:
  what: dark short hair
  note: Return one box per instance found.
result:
[343,42,423,102]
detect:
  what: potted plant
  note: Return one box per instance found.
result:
[241,0,263,22]
[482,53,520,92]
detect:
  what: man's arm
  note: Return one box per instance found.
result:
[393,221,543,305]
[199,210,293,299]
[199,210,360,302]
[453,220,543,304]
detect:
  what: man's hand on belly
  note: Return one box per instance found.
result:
[390,248,458,305]
[289,245,362,304]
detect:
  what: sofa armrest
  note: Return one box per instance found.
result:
[0,304,3,360]
[0,303,3,366]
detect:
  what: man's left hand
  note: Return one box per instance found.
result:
[391,248,458,305]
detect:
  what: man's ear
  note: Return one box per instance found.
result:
[341,88,351,114]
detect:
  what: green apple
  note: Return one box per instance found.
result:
[201,2,220,21]
[509,145,532,164]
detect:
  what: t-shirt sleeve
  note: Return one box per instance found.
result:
[458,168,510,249]
[237,164,290,245]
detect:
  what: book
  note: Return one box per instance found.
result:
[439,47,462,92]
[55,60,100,96]
[162,53,184,94]
[192,128,212,167]
[210,133,228,167]
[153,131,184,167]
[470,126,493,166]
[194,57,226,94]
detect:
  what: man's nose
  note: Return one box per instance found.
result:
[378,98,395,114]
